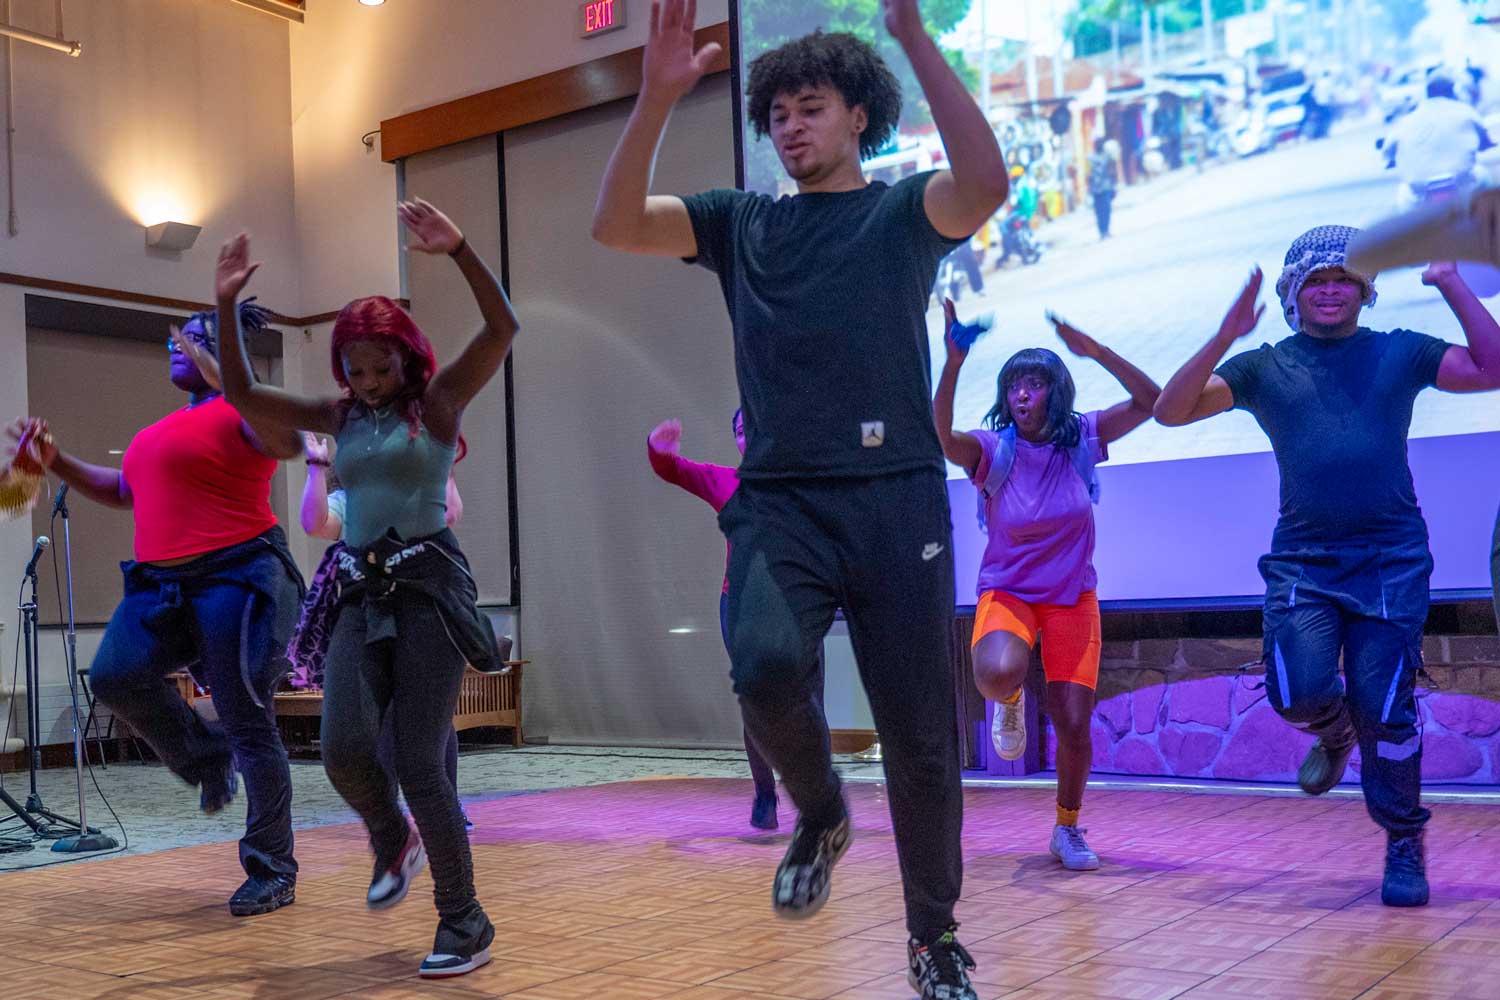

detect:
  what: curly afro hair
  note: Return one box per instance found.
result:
[746,31,902,161]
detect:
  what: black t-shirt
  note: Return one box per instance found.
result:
[1215,327,1450,549]
[682,172,964,479]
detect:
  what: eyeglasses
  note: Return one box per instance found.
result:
[168,333,216,354]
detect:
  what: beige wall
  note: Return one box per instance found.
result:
[0,0,300,307]
[288,0,730,315]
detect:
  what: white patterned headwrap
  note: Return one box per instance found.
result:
[1275,225,1378,332]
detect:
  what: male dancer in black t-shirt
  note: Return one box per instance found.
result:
[1155,226,1500,907]
[593,1,1008,996]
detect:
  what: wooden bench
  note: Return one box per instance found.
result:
[273,662,528,751]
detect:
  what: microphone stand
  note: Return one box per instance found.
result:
[0,541,66,836]
[50,485,115,853]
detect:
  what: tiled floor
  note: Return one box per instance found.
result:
[0,745,884,870]
[1,776,1498,999]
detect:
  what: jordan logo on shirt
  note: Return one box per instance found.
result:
[861,421,885,447]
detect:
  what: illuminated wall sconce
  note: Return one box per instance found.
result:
[358,0,385,6]
[144,221,202,252]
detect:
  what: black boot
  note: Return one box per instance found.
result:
[1382,832,1429,908]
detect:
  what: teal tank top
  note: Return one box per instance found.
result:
[335,405,455,548]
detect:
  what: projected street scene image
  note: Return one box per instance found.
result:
[737,0,1500,467]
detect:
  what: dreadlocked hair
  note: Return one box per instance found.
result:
[746,31,902,161]
[189,297,275,357]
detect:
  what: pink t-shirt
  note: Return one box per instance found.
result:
[648,444,739,593]
[971,412,1106,606]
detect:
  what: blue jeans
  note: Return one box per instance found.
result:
[91,530,302,878]
[1260,544,1432,837]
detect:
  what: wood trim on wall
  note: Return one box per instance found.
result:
[379,22,733,163]
[0,272,403,328]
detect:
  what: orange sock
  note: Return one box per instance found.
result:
[1000,689,1022,705]
[1056,805,1080,828]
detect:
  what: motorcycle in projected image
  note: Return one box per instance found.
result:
[1380,73,1500,297]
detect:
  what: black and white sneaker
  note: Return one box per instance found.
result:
[771,812,850,919]
[419,912,495,979]
[367,828,426,910]
[228,873,295,916]
[908,925,979,1000]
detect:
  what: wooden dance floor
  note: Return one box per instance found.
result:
[2,778,1498,999]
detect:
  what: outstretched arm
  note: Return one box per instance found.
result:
[884,0,1008,239]
[1050,315,1160,445]
[169,324,302,459]
[591,0,722,257]
[299,434,342,540]
[410,200,520,440]
[5,418,131,510]
[1155,269,1264,426]
[214,236,345,436]
[1426,263,1500,392]
[933,299,984,474]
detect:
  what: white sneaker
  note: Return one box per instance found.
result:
[1050,824,1100,871]
[367,830,426,910]
[991,691,1026,761]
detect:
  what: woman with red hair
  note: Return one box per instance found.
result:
[213,199,518,979]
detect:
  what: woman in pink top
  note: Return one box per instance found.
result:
[648,410,788,831]
[933,301,1159,871]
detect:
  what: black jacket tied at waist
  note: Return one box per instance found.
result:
[334,527,503,674]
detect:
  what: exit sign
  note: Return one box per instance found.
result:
[580,0,626,37]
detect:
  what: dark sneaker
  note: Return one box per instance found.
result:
[367,828,426,910]
[200,759,238,815]
[750,791,778,831]
[419,911,495,979]
[228,873,295,916]
[1297,736,1356,796]
[463,812,475,833]
[1382,833,1429,908]
[907,925,978,1000]
[771,812,850,919]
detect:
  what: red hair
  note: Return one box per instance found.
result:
[330,296,467,462]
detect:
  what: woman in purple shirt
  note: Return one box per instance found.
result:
[933,301,1159,870]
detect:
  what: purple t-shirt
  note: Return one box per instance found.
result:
[971,412,1107,605]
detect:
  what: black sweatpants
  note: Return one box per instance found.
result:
[719,467,962,939]
[1260,544,1432,837]
[321,590,479,926]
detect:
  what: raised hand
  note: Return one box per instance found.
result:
[942,298,968,366]
[170,324,222,390]
[641,0,722,105]
[216,233,262,303]
[399,198,465,255]
[5,417,56,473]
[1217,267,1265,344]
[648,419,683,455]
[1422,261,1459,287]
[881,0,926,43]
[1049,312,1102,360]
[303,432,332,466]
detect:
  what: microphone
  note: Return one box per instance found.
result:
[51,482,69,517]
[23,536,49,578]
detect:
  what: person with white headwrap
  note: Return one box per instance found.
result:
[1154,225,1500,909]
